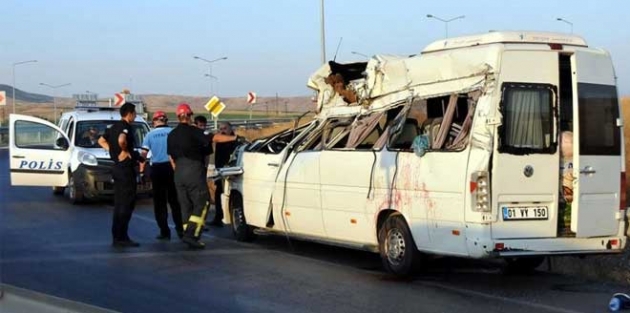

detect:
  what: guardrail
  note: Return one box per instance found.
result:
[166,117,296,130]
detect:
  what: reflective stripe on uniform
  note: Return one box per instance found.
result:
[194,202,210,237]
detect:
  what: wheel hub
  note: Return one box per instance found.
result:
[386,228,406,265]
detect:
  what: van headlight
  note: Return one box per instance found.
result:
[78,151,98,166]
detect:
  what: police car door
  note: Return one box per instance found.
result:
[9,114,72,186]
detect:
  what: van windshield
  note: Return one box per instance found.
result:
[75,121,149,148]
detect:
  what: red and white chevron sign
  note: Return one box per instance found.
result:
[114,93,125,106]
[246,91,256,104]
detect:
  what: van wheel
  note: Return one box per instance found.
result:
[504,257,545,274]
[65,175,84,205]
[230,195,256,242]
[378,213,421,277]
[52,186,65,195]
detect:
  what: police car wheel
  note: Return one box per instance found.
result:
[65,175,84,205]
[504,257,544,275]
[229,194,256,242]
[378,213,421,277]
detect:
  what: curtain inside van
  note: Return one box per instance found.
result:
[503,88,551,151]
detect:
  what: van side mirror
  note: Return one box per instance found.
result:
[56,137,69,150]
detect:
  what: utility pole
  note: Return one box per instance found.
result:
[320,0,326,64]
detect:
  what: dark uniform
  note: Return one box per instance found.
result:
[141,124,184,239]
[102,120,143,244]
[167,123,213,246]
[212,140,238,225]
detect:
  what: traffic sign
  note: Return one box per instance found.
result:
[114,93,125,106]
[0,91,6,106]
[204,96,226,117]
[247,91,257,104]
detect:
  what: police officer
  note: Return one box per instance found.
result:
[167,103,213,249]
[98,102,144,248]
[141,111,184,240]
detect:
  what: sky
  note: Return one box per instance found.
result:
[1,0,630,98]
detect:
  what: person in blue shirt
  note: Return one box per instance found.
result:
[141,111,184,240]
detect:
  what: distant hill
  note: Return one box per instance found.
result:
[0,84,53,103]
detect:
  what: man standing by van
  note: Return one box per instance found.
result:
[209,121,240,226]
[167,103,213,249]
[141,111,184,240]
[98,102,144,248]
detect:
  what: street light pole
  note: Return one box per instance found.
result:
[426,14,465,38]
[12,60,38,115]
[556,17,574,34]
[193,56,227,96]
[193,56,227,130]
[320,0,326,64]
[40,82,71,124]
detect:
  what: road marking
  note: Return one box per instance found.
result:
[0,248,265,265]
[419,280,584,313]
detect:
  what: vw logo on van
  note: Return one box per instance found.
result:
[524,165,534,177]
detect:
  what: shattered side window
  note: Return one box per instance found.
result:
[296,126,324,152]
[323,119,353,149]
[389,94,476,152]
[250,122,313,154]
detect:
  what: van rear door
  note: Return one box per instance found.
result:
[491,50,560,239]
[570,50,622,238]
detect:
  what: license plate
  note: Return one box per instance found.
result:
[502,206,548,221]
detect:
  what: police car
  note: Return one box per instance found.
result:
[8,105,152,204]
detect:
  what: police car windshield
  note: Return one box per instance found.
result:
[76,121,149,148]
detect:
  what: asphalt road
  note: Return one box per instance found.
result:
[0,148,624,313]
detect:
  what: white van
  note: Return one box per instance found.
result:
[218,31,628,276]
[8,106,152,204]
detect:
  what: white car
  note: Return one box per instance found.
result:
[8,106,152,204]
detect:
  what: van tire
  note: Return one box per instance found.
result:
[504,257,545,274]
[65,174,84,205]
[52,187,65,195]
[230,194,256,242]
[378,213,420,277]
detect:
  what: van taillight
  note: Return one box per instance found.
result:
[621,172,627,210]
[471,171,491,212]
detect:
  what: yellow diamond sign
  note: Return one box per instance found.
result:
[204,96,226,117]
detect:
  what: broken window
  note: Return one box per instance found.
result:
[389,93,477,152]
[322,118,353,149]
[247,122,313,154]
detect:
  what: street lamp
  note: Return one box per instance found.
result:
[40,82,71,124]
[556,17,574,34]
[426,14,465,38]
[193,56,227,96]
[320,0,326,64]
[12,60,38,114]
[351,51,369,58]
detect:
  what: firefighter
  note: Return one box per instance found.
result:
[141,111,184,240]
[167,103,213,249]
[98,102,144,248]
